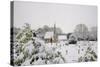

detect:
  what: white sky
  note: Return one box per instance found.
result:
[14,1,97,33]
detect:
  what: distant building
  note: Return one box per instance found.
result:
[44,31,55,43]
[44,24,67,43]
[57,34,67,41]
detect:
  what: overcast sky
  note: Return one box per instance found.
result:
[14,1,97,33]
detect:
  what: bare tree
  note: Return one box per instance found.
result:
[74,24,89,40]
[89,26,97,41]
[43,25,50,32]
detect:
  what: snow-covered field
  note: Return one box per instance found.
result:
[13,37,97,66]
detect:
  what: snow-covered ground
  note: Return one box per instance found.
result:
[13,37,97,66]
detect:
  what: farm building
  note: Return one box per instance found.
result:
[44,24,68,43]
[44,32,68,43]
[44,31,54,43]
[44,31,58,43]
[44,24,58,43]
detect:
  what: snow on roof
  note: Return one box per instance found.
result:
[44,31,54,39]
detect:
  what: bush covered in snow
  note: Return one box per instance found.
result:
[78,46,97,62]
